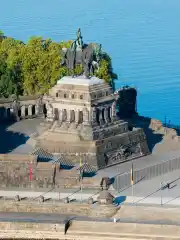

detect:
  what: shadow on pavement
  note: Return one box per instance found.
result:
[0,119,29,154]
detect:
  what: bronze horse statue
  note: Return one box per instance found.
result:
[60,43,101,78]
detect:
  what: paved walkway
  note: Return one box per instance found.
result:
[1,212,180,226]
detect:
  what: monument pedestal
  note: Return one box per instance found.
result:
[35,76,149,168]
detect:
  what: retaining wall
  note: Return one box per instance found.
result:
[0,220,180,239]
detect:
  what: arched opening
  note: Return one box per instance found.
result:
[102,108,105,122]
[62,109,67,121]
[54,108,59,120]
[96,108,100,124]
[108,107,111,121]
[43,104,47,118]
[25,107,28,117]
[18,109,21,118]
[32,105,35,115]
[70,110,75,122]
[78,111,83,124]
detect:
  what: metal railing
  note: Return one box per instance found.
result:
[113,156,180,191]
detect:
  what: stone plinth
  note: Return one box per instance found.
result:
[34,76,149,168]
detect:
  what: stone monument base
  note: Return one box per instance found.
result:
[35,120,149,169]
[33,75,149,169]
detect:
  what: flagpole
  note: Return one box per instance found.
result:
[132,178,134,204]
[131,161,134,204]
[80,155,83,203]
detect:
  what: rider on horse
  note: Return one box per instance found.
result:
[70,28,84,52]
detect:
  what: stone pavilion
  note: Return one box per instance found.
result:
[34,75,149,168]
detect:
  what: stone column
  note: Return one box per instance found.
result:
[28,105,32,117]
[99,108,104,125]
[104,107,110,123]
[111,101,117,120]
[21,105,25,118]
[59,109,63,122]
[83,108,89,125]
[66,109,71,123]
[75,110,79,123]
[35,104,39,115]
[91,107,97,125]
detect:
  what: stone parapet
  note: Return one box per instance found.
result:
[0,200,91,215]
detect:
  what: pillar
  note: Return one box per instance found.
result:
[111,101,117,120]
[66,109,71,123]
[59,109,63,122]
[28,105,32,117]
[75,110,79,123]
[99,108,104,125]
[91,107,97,125]
[21,105,25,118]
[104,107,110,123]
[83,108,89,125]
[35,104,39,115]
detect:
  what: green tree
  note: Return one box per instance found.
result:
[0,31,117,97]
[0,37,24,98]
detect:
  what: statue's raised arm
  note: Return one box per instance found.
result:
[70,28,84,51]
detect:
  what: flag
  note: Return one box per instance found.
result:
[80,157,82,168]
[131,162,134,185]
[29,163,33,181]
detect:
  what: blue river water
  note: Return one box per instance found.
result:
[1,0,180,124]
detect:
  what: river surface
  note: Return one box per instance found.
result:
[1,0,180,124]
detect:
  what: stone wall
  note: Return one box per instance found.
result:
[0,220,180,239]
[0,154,85,189]
[0,200,90,215]
[0,154,37,188]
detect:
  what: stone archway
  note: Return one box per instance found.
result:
[18,108,21,118]
[70,110,75,122]
[54,108,59,120]
[43,104,47,118]
[102,108,105,122]
[78,111,83,124]
[108,107,111,121]
[62,109,67,121]
[96,108,100,124]
[25,106,28,117]
[32,105,35,115]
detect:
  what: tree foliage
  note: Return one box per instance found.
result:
[0,30,117,98]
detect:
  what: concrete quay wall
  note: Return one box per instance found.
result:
[0,220,180,239]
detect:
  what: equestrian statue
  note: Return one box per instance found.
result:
[60,28,103,78]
